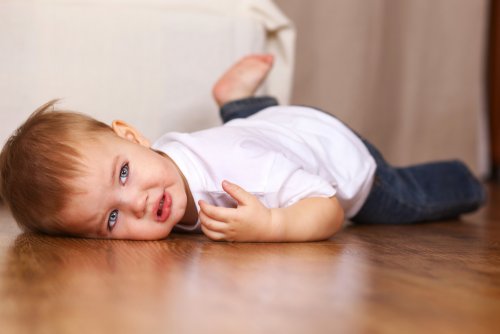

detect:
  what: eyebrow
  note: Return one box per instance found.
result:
[94,201,109,237]
[110,155,120,187]
[72,211,107,238]
[96,212,107,237]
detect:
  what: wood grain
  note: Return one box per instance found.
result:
[0,184,499,334]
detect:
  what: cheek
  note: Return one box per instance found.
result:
[166,170,184,192]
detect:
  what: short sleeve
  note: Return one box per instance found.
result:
[270,154,337,207]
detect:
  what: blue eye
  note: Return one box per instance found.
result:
[119,163,129,184]
[108,209,119,231]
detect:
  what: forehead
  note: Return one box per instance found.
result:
[58,134,121,236]
[77,131,125,158]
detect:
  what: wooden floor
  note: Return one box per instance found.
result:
[0,184,499,334]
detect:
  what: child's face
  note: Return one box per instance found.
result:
[59,122,190,240]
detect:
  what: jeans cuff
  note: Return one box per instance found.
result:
[220,96,279,123]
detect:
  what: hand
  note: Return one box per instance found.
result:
[199,180,274,242]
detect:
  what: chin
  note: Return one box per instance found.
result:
[159,225,175,239]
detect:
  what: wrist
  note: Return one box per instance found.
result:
[268,208,286,242]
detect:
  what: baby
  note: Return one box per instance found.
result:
[0,55,486,242]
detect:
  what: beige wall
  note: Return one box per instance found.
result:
[275,0,489,177]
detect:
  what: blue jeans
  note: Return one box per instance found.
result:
[220,96,487,223]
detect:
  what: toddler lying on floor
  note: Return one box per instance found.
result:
[0,55,486,242]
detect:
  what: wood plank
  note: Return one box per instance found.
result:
[0,184,499,334]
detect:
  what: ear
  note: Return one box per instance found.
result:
[111,120,151,147]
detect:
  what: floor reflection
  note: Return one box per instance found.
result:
[0,233,206,332]
[0,232,374,332]
[162,236,372,332]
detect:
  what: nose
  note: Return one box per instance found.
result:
[122,191,147,218]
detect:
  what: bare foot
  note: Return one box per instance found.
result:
[212,54,274,107]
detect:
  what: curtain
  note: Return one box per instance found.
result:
[275,0,489,177]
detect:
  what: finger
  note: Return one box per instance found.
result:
[201,224,227,241]
[199,210,228,233]
[221,180,254,205]
[199,200,236,222]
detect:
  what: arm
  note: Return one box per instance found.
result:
[199,180,345,242]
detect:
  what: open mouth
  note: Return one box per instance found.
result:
[156,194,165,218]
[155,191,172,222]
[157,194,165,218]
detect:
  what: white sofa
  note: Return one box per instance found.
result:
[0,0,294,144]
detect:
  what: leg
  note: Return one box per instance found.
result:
[352,139,486,224]
[212,54,279,123]
[220,96,279,124]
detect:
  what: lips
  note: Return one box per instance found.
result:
[155,191,172,222]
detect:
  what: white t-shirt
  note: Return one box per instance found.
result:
[152,106,376,232]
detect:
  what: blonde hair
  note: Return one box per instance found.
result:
[0,100,113,234]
